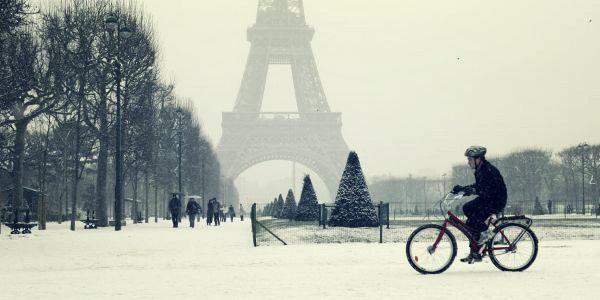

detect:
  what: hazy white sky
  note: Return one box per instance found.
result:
[138,0,599,201]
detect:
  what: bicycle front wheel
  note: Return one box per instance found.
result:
[406,224,457,274]
[488,222,538,272]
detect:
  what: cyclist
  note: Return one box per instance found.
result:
[451,146,507,263]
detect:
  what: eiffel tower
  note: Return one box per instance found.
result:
[217,0,349,200]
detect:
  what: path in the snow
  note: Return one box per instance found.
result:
[1,219,599,299]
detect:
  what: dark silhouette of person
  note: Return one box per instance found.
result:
[186,198,201,228]
[168,194,182,228]
[212,198,220,226]
[452,146,507,263]
[228,205,235,222]
[207,198,214,225]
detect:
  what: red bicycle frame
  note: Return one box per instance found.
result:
[432,210,513,254]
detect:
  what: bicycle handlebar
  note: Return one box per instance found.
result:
[438,192,464,214]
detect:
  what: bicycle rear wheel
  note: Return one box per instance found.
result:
[488,222,538,272]
[406,224,457,274]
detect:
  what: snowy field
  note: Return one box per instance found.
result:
[1,220,600,299]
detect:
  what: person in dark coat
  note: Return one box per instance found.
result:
[206,199,214,225]
[228,205,235,222]
[168,194,182,228]
[213,199,221,226]
[452,146,507,263]
[186,198,201,228]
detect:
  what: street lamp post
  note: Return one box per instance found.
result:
[66,40,84,232]
[176,107,184,222]
[423,177,428,218]
[201,156,205,219]
[577,142,589,215]
[221,175,227,207]
[177,108,183,196]
[442,173,447,193]
[105,14,131,231]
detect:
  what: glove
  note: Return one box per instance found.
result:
[451,185,463,194]
[463,186,476,196]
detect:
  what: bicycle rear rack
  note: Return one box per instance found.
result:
[494,215,533,228]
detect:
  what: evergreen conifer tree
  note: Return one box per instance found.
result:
[274,194,285,218]
[282,189,297,219]
[296,175,320,221]
[269,199,276,217]
[328,151,379,227]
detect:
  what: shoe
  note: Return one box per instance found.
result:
[477,229,494,245]
[460,252,482,264]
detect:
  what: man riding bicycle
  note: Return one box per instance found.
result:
[452,146,507,263]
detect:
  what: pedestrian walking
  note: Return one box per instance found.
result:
[228,204,235,222]
[186,197,201,228]
[168,193,181,228]
[239,204,245,221]
[207,198,214,225]
[212,199,221,226]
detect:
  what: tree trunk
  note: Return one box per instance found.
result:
[144,171,149,223]
[38,118,50,230]
[11,119,27,210]
[132,170,138,223]
[70,87,83,231]
[59,155,66,224]
[153,181,158,223]
[163,189,167,219]
[94,95,109,226]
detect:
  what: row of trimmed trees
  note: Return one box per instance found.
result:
[262,152,381,227]
[0,0,234,229]
[261,174,320,221]
[370,144,600,216]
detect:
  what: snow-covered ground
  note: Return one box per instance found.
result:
[1,220,599,299]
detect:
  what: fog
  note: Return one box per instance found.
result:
[140,0,600,203]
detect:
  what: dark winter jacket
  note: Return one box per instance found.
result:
[207,201,214,215]
[465,160,507,212]
[228,205,235,217]
[168,197,181,213]
[186,200,200,215]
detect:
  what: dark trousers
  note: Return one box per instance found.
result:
[240,215,244,221]
[171,212,179,228]
[188,214,196,228]
[207,213,213,225]
[462,198,495,241]
[213,213,220,225]
[230,215,233,222]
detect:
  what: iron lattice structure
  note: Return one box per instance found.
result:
[217,0,349,199]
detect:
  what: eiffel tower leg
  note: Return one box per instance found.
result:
[291,48,330,113]
[234,45,269,112]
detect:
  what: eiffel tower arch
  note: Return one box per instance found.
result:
[217,0,349,200]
